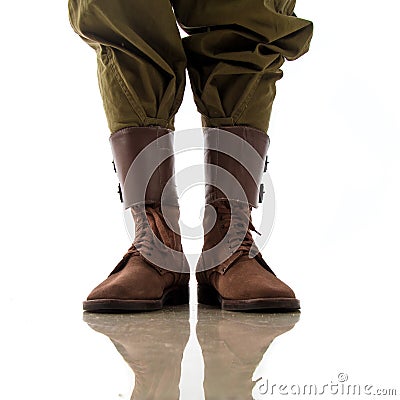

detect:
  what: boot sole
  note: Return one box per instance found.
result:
[83,286,189,313]
[198,284,300,312]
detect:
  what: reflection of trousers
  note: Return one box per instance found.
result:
[68,0,313,134]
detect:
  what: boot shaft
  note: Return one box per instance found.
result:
[203,126,269,208]
[110,126,179,208]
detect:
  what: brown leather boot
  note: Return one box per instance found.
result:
[83,127,189,312]
[196,126,300,311]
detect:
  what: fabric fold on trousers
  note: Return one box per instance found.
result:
[68,0,313,134]
[173,0,313,132]
[68,0,187,132]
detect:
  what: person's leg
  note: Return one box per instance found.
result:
[172,0,313,310]
[68,0,187,132]
[172,0,313,132]
[68,0,190,311]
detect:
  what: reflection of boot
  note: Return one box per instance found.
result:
[197,126,299,311]
[83,127,189,312]
[83,306,190,400]
[197,305,299,400]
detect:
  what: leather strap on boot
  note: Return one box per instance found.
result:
[110,126,179,208]
[203,126,269,208]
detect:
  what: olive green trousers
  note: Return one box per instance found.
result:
[68,0,313,134]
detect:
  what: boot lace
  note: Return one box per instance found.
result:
[215,200,260,256]
[109,205,180,275]
[127,205,178,257]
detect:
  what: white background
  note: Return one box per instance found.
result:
[0,1,399,399]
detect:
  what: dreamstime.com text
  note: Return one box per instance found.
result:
[257,373,398,397]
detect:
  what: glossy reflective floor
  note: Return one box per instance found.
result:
[3,270,398,400]
[82,303,300,400]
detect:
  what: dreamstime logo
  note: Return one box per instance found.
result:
[121,127,275,273]
[256,372,399,397]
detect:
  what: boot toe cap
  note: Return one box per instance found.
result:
[216,257,297,300]
[86,259,165,301]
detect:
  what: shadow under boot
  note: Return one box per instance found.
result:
[197,305,300,400]
[83,306,190,400]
